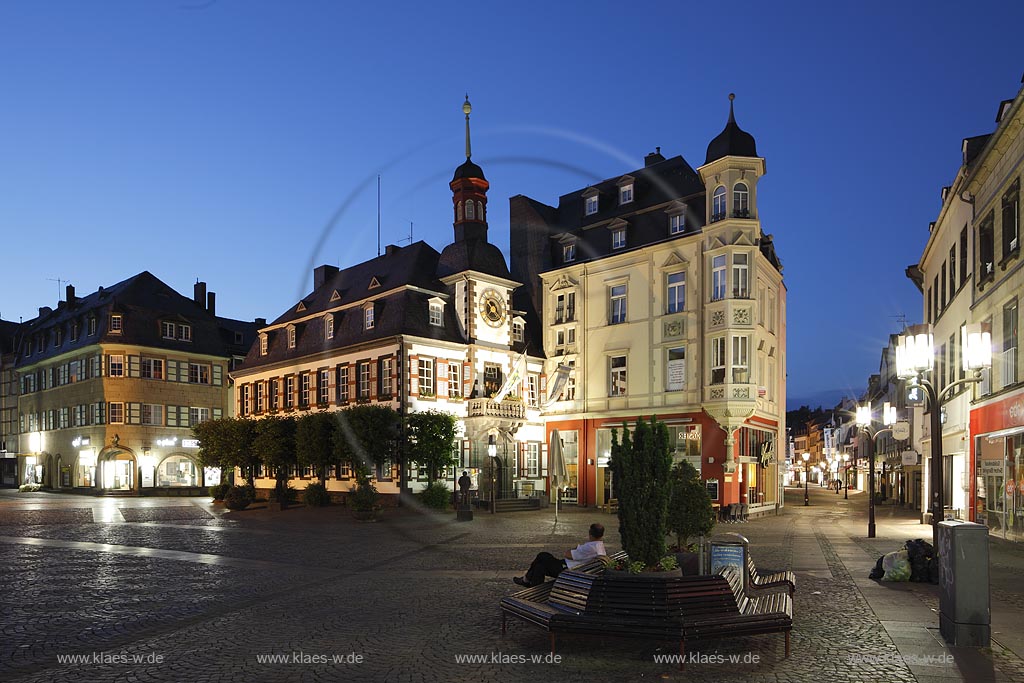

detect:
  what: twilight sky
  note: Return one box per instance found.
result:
[1,1,1022,408]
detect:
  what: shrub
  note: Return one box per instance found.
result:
[666,461,715,551]
[303,482,331,507]
[350,478,379,512]
[223,486,253,510]
[209,483,231,501]
[419,482,451,510]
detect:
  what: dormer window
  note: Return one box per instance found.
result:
[259,333,268,356]
[563,242,577,263]
[53,328,62,347]
[70,321,79,342]
[712,186,727,222]
[619,183,633,205]
[88,316,97,336]
[512,318,525,343]
[161,321,176,339]
[611,226,626,250]
[109,314,123,334]
[324,315,334,340]
[364,305,375,330]
[733,182,749,217]
[582,187,600,217]
[287,325,296,349]
[669,213,685,235]
[428,299,444,327]
[178,324,192,342]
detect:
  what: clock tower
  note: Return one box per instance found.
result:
[437,97,520,350]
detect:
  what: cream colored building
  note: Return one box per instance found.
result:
[511,97,786,513]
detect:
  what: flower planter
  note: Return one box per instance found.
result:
[603,568,683,580]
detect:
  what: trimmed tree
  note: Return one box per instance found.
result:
[666,460,715,551]
[406,410,458,483]
[333,405,400,478]
[192,417,257,487]
[296,412,337,483]
[609,416,673,568]
[253,415,297,503]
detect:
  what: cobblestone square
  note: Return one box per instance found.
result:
[1,488,1022,683]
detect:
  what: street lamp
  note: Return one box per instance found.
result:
[896,322,991,547]
[487,434,497,515]
[856,401,898,538]
[802,452,810,506]
[843,453,849,499]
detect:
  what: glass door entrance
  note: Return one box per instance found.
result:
[103,459,134,490]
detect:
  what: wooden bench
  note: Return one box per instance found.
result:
[500,561,792,669]
[601,498,618,514]
[747,554,796,596]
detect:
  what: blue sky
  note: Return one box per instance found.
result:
[1,0,1022,408]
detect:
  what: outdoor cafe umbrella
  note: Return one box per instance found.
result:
[549,429,568,522]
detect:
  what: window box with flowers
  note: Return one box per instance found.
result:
[419,391,436,400]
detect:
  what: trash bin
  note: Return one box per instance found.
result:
[937,520,990,647]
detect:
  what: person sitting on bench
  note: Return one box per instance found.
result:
[513,523,606,587]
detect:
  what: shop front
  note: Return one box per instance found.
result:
[970,389,1024,541]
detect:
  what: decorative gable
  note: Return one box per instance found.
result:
[548,274,579,291]
[295,301,307,313]
[330,290,342,302]
[369,277,381,290]
[660,251,689,269]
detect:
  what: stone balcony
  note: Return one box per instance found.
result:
[465,398,525,438]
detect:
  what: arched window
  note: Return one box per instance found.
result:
[733,183,749,217]
[466,200,475,220]
[477,201,484,220]
[712,185,727,221]
[457,201,463,221]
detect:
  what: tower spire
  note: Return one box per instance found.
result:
[463,95,472,159]
[728,92,736,123]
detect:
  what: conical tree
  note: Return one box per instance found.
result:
[666,460,715,551]
[609,416,673,568]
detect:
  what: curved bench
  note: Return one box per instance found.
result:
[500,562,792,669]
[747,554,796,596]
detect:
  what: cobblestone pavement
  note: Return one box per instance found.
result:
[0,488,1021,682]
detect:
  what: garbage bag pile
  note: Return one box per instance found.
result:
[868,539,937,583]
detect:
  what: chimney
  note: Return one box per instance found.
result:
[38,306,52,317]
[194,281,207,306]
[207,291,216,316]
[385,244,401,256]
[65,284,76,307]
[255,317,267,327]
[644,146,665,167]
[313,264,339,289]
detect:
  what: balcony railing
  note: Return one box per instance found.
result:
[466,398,525,420]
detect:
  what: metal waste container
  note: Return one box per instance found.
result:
[938,520,990,646]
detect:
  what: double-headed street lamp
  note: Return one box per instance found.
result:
[895,322,992,547]
[856,401,898,538]
[802,452,810,506]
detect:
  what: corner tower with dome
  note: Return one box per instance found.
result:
[231,99,547,506]
[510,94,786,515]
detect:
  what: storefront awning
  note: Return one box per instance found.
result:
[982,425,1024,441]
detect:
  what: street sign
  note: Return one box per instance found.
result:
[906,386,924,405]
[893,420,911,440]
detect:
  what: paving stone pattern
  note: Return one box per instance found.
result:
[0,489,1020,682]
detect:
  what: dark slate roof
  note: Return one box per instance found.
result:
[530,155,706,270]
[13,271,257,368]
[963,134,992,170]
[705,97,758,164]
[238,241,473,372]
[437,239,513,281]
[0,319,19,356]
[452,158,486,181]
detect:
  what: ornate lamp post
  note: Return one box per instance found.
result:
[895,323,991,547]
[856,402,896,538]
[843,453,850,499]
[802,452,810,506]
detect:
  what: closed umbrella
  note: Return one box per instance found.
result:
[549,429,568,522]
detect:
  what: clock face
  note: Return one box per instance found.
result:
[479,289,506,327]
